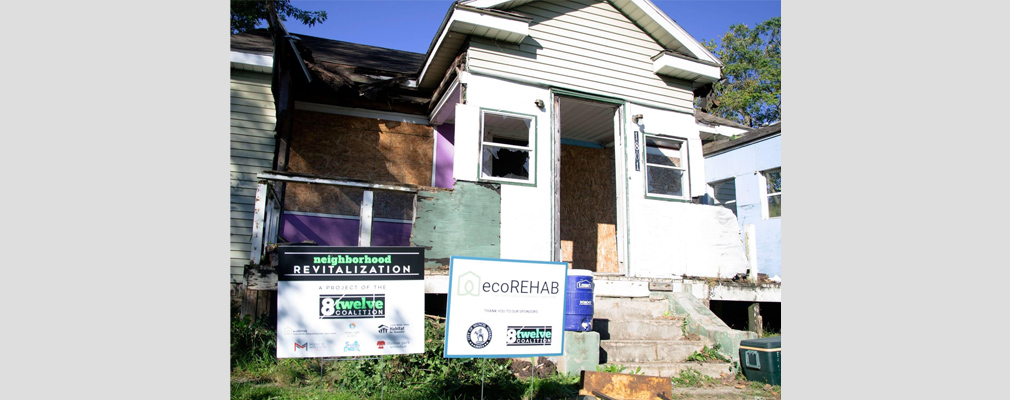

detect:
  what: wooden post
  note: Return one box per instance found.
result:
[250,180,269,265]
[358,189,374,246]
[745,224,758,281]
[748,302,763,337]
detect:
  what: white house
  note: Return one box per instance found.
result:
[703,122,782,281]
[231,0,780,302]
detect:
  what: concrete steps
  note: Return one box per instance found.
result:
[620,362,734,379]
[593,296,732,379]
[593,318,684,340]
[600,339,707,363]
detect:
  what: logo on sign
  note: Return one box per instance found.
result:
[458,271,481,296]
[506,326,553,346]
[319,294,386,319]
[466,322,492,349]
[576,279,593,290]
[294,342,308,351]
[378,324,408,334]
[377,341,385,349]
[344,341,361,352]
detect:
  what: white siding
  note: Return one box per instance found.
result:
[467,0,695,112]
[230,69,276,282]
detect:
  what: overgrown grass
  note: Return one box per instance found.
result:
[231,314,580,400]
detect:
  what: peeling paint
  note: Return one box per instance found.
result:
[411,180,501,269]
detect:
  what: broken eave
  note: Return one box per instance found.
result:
[417,4,531,91]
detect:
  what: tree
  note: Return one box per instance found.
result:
[700,17,781,128]
[231,0,327,34]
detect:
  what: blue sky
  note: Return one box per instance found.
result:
[280,0,781,53]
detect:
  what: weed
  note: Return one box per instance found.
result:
[685,344,730,363]
[670,368,717,388]
[595,364,642,375]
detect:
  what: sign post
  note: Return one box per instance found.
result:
[275,246,425,358]
[443,256,568,358]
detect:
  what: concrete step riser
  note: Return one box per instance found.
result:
[621,362,734,379]
[593,319,685,340]
[600,341,702,363]
[593,299,669,320]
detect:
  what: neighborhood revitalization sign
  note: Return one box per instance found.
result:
[443,256,567,358]
[276,246,425,358]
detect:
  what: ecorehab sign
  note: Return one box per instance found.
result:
[276,246,424,358]
[443,256,567,358]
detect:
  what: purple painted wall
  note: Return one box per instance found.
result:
[280,213,412,246]
[370,221,412,246]
[280,213,359,246]
[434,123,455,189]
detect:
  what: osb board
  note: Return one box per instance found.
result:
[287,110,433,186]
[560,145,618,273]
[579,371,673,400]
[284,182,363,216]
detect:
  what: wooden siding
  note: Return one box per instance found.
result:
[230,69,277,282]
[467,0,694,111]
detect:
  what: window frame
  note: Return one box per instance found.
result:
[642,132,690,201]
[477,108,537,187]
[760,167,781,219]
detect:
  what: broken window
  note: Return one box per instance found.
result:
[762,168,781,218]
[644,134,689,199]
[480,111,534,183]
[711,178,737,216]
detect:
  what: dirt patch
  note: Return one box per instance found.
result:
[509,356,556,378]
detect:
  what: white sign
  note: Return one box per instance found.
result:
[443,256,567,358]
[275,246,425,358]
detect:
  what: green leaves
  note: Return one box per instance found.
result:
[231,0,328,34]
[702,17,781,128]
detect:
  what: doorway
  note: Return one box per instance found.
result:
[555,95,624,273]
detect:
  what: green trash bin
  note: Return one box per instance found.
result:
[739,337,781,385]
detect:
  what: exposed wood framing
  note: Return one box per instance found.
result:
[257,171,420,193]
[429,51,468,113]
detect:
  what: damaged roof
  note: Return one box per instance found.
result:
[231,29,425,76]
[702,122,781,156]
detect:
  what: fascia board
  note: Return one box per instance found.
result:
[417,6,529,89]
[652,52,720,82]
[230,51,273,70]
[626,0,722,66]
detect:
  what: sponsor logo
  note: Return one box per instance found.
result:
[377,341,385,349]
[319,294,386,319]
[506,326,553,346]
[458,271,481,296]
[467,322,492,349]
[377,324,408,334]
[349,323,357,329]
[295,342,328,351]
[481,280,559,295]
[576,279,593,290]
[344,341,361,352]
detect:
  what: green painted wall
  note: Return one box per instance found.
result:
[411,180,501,269]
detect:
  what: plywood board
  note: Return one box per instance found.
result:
[287,110,433,186]
[560,145,618,272]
